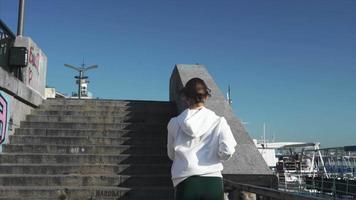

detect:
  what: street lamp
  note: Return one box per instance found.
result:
[64,63,98,99]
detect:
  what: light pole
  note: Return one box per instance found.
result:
[17,0,25,36]
[64,63,98,99]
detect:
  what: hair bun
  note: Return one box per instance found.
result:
[180,78,211,104]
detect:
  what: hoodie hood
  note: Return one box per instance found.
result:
[177,107,220,138]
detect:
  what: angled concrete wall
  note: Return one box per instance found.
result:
[169,64,277,187]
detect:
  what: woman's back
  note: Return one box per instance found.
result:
[167,77,237,200]
[167,106,236,185]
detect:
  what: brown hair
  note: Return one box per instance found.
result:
[180,78,211,104]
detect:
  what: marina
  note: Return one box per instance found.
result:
[255,139,356,199]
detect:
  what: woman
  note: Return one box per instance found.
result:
[167,78,237,200]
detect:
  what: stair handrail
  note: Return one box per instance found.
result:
[223,179,325,200]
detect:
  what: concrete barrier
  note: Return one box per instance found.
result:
[169,64,277,188]
[0,36,46,152]
[13,36,47,96]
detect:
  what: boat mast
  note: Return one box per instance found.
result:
[263,123,266,145]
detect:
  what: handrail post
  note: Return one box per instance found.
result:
[332,178,336,199]
[228,188,241,200]
[312,177,315,195]
[346,179,349,196]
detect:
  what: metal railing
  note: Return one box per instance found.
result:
[0,20,15,40]
[224,179,325,200]
[0,19,15,69]
[0,19,24,80]
[278,176,356,200]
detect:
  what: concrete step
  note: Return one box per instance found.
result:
[0,174,171,187]
[26,115,170,124]
[0,163,171,175]
[0,99,177,199]
[32,109,177,118]
[3,144,166,154]
[14,128,166,138]
[43,98,174,107]
[9,135,166,146]
[20,121,166,130]
[41,99,176,112]
[0,186,174,199]
[0,186,129,200]
[38,104,175,114]
[0,153,170,164]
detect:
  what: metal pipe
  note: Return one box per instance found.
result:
[17,0,25,36]
[78,71,83,99]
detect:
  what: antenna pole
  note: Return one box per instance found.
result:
[64,63,98,99]
[263,122,266,145]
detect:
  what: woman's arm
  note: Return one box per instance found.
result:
[218,117,237,161]
[167,118,176,160]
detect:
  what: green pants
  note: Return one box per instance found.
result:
[175,176,224,200]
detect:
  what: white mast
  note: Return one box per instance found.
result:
[263,122,266,145]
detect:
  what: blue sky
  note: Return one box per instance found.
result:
[1,0,355,147]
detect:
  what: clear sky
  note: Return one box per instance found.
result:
[1,0,355,147]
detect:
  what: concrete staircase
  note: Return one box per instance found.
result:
[0,99,176,200]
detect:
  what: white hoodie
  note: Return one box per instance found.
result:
[167,107,237,186]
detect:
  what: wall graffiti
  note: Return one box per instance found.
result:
[29,46,40,72]
[28,45,41,84]
[0,92,9,144]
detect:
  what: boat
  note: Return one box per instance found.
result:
[254,139,356,198]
